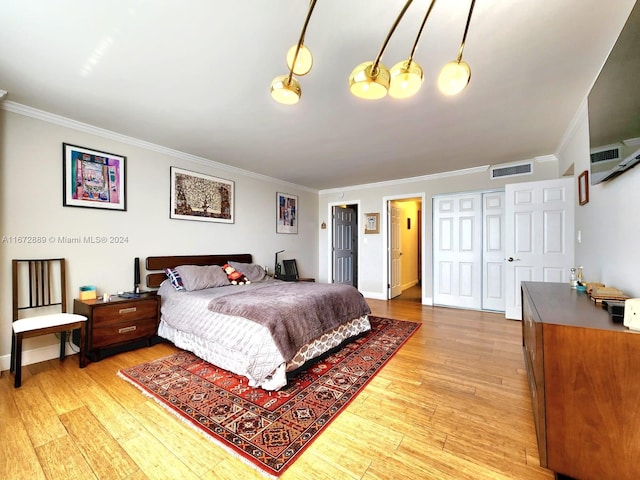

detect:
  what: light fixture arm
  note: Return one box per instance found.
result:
[371,0,414,76]
[286,0,318,85]
[406,0,437,68]
[455,0,476,63]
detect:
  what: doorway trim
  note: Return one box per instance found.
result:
[382,192,427,303]
[326,200,361,286]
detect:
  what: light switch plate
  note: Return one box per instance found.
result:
[623,298,640,331]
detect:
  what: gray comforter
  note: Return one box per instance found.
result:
[207,281,371,361]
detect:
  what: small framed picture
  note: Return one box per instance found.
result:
[578,170,589,206]
[277,192,298,234]
[364,212,380,234]
[63,143,126,211]
[170,167,234,223]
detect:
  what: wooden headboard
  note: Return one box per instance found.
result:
[145,254,253,288]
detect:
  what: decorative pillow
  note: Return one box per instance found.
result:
[174,264,230,291]
[222,263,251,285]
[164,268,185,291]
[228,261,266,282]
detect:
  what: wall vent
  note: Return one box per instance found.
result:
[490,162,533,179]
[590,146,620,163]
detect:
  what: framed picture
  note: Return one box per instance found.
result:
[63,143,126,211]
[365,212,380,234]
[277,192,298,234]
[170,167,234,223]
[578,170,589,206]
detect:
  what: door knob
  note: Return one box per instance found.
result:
[506,257,520,262]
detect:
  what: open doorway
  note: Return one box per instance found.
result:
[387,197,423,302]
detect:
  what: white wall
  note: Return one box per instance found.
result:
[0,107,318,368]
[318,159,560,302]
[556,100,640,297]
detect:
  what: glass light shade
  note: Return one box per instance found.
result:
[349,61,391,100]
[389,60,424,99]
[286,44,313,76]
[270,75,302,105]
[437,60,471,96]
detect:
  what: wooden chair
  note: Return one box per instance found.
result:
[11,258,87,388]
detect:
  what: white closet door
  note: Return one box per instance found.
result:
[433,193,483,309]
[483,192,506,312]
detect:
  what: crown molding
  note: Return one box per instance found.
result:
[320,165,490,195]
[1,100,317,193]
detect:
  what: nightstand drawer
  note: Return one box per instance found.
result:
[92,317,158,348]
[93,300,158,326]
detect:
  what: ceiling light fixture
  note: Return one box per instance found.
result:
[388,0,438,99]
[270,0,318,105]
[437,0,476,96]
[349,0,415,100]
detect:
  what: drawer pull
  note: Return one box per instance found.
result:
[118,325,137,334]
[119,307,137,314]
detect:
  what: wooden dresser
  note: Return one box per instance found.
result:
[74,294,160,361]
[522,281,640,480]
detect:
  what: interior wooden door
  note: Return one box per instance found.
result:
[388,201,402,298]
[504,177,574,319]
[332,205,357,286]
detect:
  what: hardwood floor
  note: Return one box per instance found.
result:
[1,299,555,480]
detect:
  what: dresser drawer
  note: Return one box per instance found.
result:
[92,317,158,349]
[92,299,158,326]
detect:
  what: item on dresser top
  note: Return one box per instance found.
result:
[624,298,640,331]
[590,286,629,303]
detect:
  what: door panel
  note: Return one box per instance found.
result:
[389,201,402,298]
[504,177,574,319]
[433,193,483,309]
[333,206,356,286]
[483,192,505,311]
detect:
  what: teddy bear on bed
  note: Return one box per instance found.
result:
[222,263,251,285]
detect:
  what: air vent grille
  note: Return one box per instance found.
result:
[491,162,532,179]
[590,148,620,163]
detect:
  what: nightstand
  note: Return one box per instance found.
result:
[73,294,160,362]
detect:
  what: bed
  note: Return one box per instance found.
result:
[145,254,371,390]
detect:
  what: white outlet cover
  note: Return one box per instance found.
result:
[624,298,640,331]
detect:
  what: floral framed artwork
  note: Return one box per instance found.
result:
[277,192,298,234]
[578,170,589,206]
[63,143,126,211]
[365,212,380,234]
[170,167,234,223]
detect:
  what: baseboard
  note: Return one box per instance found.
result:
[0,342,80,372]
[361,290,386,300]
[401,280,419,291]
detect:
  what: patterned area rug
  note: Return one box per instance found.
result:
[119,316,420,477]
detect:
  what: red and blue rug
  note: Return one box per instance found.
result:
[119,316,420,477]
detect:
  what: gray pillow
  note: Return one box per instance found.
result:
[228,261,266,282]
[175,264,230,291]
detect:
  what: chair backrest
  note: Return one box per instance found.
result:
[12,258,67,321]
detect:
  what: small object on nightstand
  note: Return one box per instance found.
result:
[73,294,161,362]
[79,285,97,300]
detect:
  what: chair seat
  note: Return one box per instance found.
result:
[12,313,87,334]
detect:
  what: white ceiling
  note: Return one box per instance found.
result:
[0,0,636,190]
